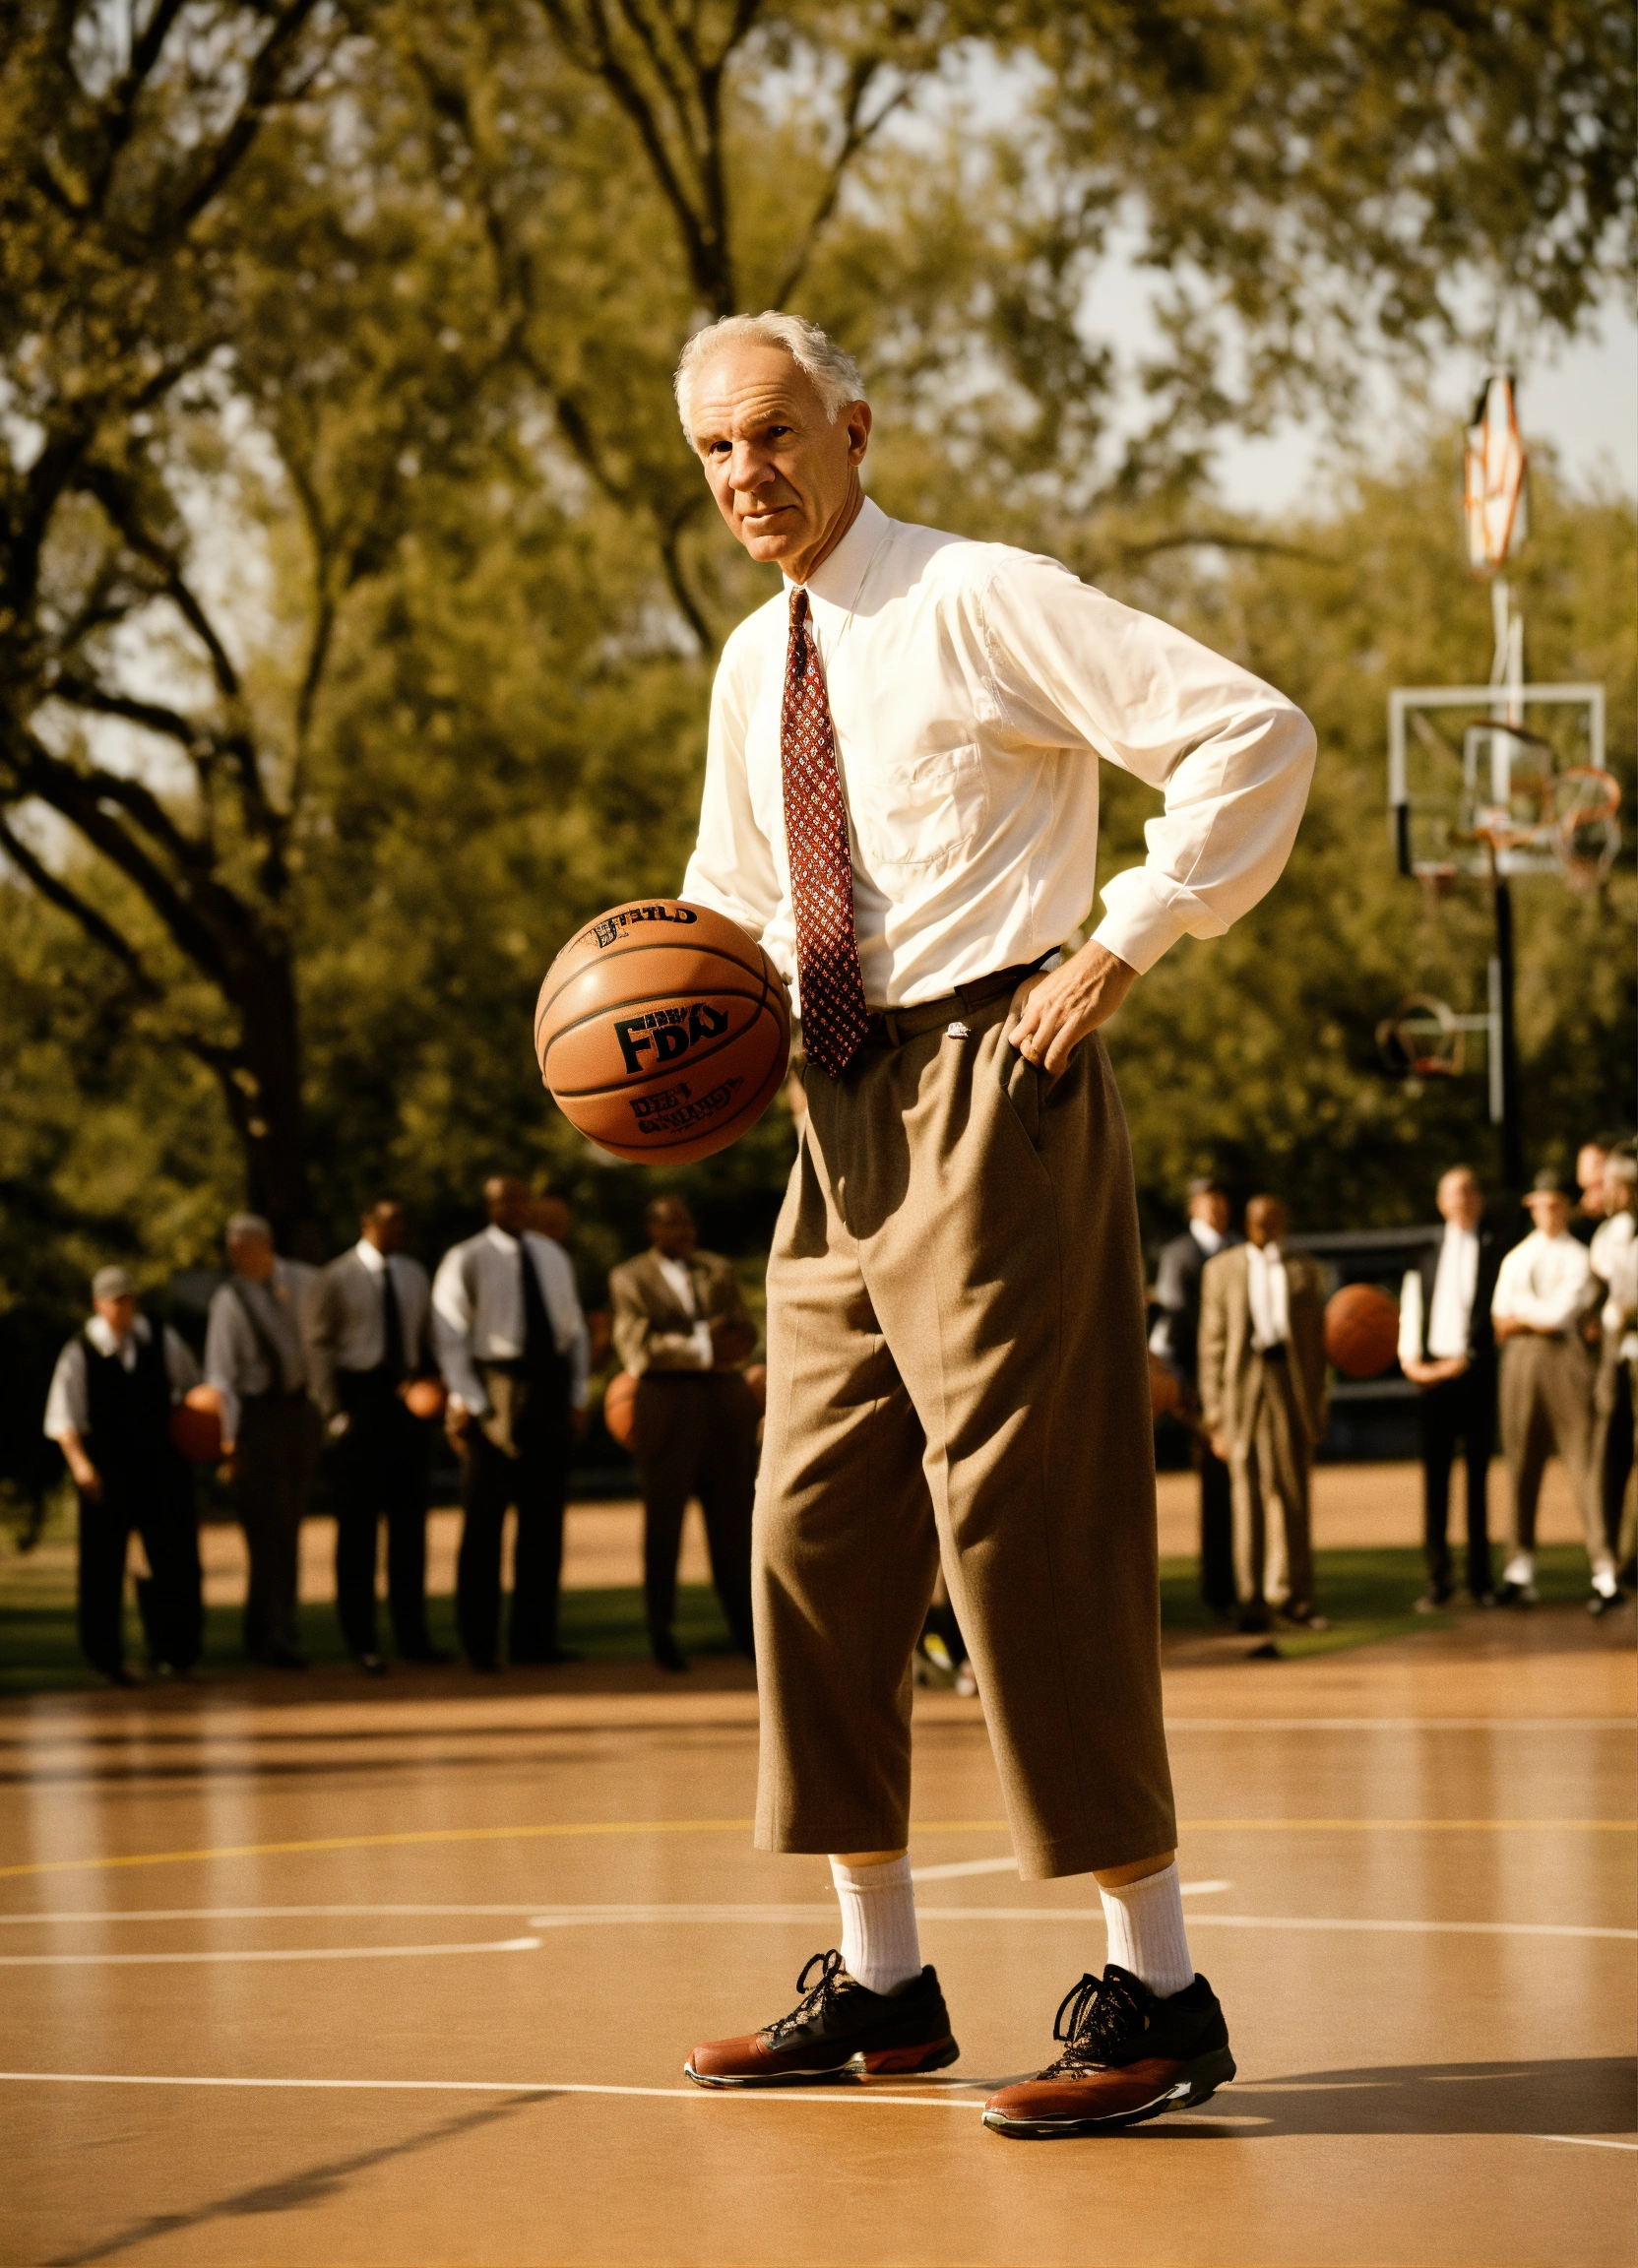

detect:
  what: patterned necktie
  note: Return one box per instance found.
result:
[379,1264,406,1380]
[781,586,870,1080]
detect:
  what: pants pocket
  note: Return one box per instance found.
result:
[997,1036,1043,1147]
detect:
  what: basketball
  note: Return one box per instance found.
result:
[742,1361,767,1413]
[403,1376,447,1421]
[1324,1282,1401,1378]
[602,1369,639,1449]
[167,1400,222,1463]
[535,899,790,1165]
[1147,1352,1182,1419]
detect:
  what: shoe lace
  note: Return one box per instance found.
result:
[763,1949,848,2043]
[1041,1969,1146,2076]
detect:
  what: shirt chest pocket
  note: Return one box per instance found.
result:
[848,744,988,873]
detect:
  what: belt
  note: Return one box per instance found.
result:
[860,960,1049,1048]
[1253,1342,1290,1361]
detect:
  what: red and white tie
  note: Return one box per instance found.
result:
[781,587,870,1080]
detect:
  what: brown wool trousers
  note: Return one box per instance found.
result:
[753,983,1176,1882]
[1498,1334,1603,1562]
[1229,1354,1316,1612]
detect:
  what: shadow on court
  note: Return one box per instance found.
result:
[1217,2056,1637,2138]
[44,2094,551,2265]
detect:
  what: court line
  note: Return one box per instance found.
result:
[1536,2134,1638,2152]
[6,1815,1632,1882]
[0,1935,543,1969]
[1161,1718,1635,1732]
[0,2070,984,2110]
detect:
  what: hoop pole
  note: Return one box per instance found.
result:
[1486,957,1504,1126]
[1493,875,1523,1191]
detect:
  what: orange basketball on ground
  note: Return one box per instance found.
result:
[167,1401,222,1463]
[1325,1282,1401,1379]
[1147,1352,1182,1420]
[536,900,790,1166]
[602,1370,639,1449]
[403,1376,447,1421]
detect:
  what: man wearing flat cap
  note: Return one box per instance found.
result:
[206,1214,319,1668]
[43,1267,205,1683]
[1151,1178,1240,1614]
[1491,1172,1610,1612]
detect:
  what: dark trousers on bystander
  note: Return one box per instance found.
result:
[634,1371,758,1658]
[331,1369,436,1661]
[456,1357,572,1669]
[77,1471,202,1678]
[235,1390,320,1663]
[1419,1363,1496,1601]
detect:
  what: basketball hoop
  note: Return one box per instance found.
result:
[1464,374,1528,575]
[1376,993,1466,1081]
[1549,766,1622,892]
[1412,860,1459,901]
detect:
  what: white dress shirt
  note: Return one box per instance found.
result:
[1189,1220,1228,1258]
[655,1254,714,1369]
[1245,1241,1291,1351]
[432,1225,590,1415]
[681,496,1316,1008]
[43,1314,200,1441]
[1491,1230,1594,1336]
[1590,1209,1635,1288]
[1601,1236,1638,1359]
[1398,1225,1480,1365]
[326,1240,432,1372]
[205,1260,317,1442]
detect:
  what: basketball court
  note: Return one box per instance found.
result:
[2,1582,1632,2268]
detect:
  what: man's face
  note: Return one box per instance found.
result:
[648,1202,697,1261]
[94,1293,138,1338]
[1524,1191,1570,1238]
[1436,1171,1483,1231]
[1244,1197,1286,1249]
[363,1203,408,1255]
[689,344,871,580]
[1606,1166,1638,1220]
[485,1176,533,1235]
[1188,1190,1230,1236]
[1576,1145,1609,1214]
[227,1232,276,1284]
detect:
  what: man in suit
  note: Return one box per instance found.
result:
[432,1175,590,1669]
[1589,1152,1636,1572]
[1151,1177,1239,1614]
[1397,1165,1505,1610]
[610,1196,759,1672]
[205,1214,319,1669]
[43,1266,205,1684]
[303,1198,446,1672]
[1198,1195,1329,1634]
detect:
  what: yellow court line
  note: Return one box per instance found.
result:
[2,1816,1632,1882]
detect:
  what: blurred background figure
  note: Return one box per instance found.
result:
[1491,1174,1610,1612]
[1573,1134,1622,1244]
[1589,1151,1637,1581]
[433,1174,589,1670]
[609,1196,758,1673]
[1199,1194,1330,1635]
[43,1267,205,1685]
[304,1198,446,1674]
[531,1192,611,1370]
[1151,1175,1240,1615]
[1398,1166,1505,1610]
[206,1216,319,1670]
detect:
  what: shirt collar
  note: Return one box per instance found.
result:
[86,1312,151,1355]
[1248,1240,1282,1267]
[1188,1220,1225,1255]
[792,494,890,614]
[354,1237,387,1273]
[484,1223,521,1255]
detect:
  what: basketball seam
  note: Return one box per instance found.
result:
[588,1031,788,1156]
[535,930,775,1039]
[542,991,785,1101]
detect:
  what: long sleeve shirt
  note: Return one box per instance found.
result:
[1490,1230,1594,1337]
[43,1315,199,1441]
[681,495,1316,1008]
[431,1226,590,1416]
[302,1241,432,1421]
[204,1260,317,1442]
[1244,1241,1292,1351]
[1399,1224,1481,1365]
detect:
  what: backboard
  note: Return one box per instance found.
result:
[1463,374,1528,574]
[1387,680,1608,883]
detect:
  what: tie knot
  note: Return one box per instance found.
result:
[788,585,809,630]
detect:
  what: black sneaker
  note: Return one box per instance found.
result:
[685,1949,959,2086]
[982,1964,1235,2137]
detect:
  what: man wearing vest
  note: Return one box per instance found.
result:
[1397,1165,1506,1610]
[432,1175,590,1670]
[303,1198,445,1672]
[43,1266,205,1684]
[205,1214,320,1669]
[609,1196,760,1672]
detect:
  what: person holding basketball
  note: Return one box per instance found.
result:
[671,312,1314,2136]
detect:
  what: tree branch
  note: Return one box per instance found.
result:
[172,0,327,229]
[771,58,910,310]
[0,812,161,997]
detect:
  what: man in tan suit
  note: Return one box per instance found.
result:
[610,1197,759,1671]
[1198,1195,1330,1633]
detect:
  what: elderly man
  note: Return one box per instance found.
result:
[303,1199,445,1672]
[206,1215,319,1670]
[1198,1197,1330,1637]
[1398,1166,1507,1610]
[1491,1173,1608,1610]
[609,1196,759,1672]
[1152,1177,1240,1614]
[43,1266,205,1684]
[670,311,1314,2136]
[432,1176,590,1670]
[1589,1153,1637,1574]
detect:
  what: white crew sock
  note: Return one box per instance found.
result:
[1591,1553,1618,1597]
[1100,1861,1195,1998]
[830,1856,922,1995]
[1503,1550,1535,1588]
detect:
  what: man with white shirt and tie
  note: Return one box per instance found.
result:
[670,312,1314,2135]
[1398,1166,1507,1610]
[432,1175,590,1670]
[1588,1152,1637,1573]
[1197,1196,1330,1638]
[1152,1177,1241,1614]
[303,1199,445,1672]
[205,1215,319,1670]
[1491,1172,1609,1610]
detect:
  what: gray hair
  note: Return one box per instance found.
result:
[673,313,866,435]
[92,1265,136,1301]
[224,1212,274,1246]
